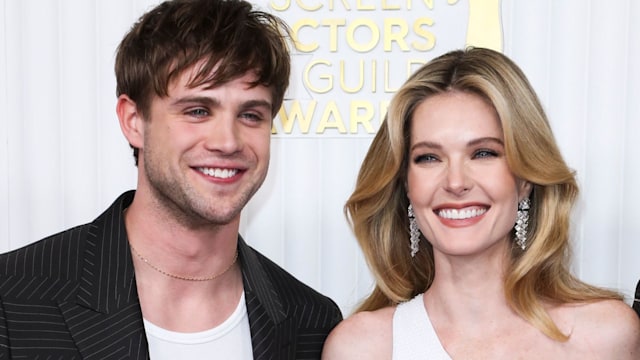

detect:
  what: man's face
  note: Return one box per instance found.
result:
[137,69,273,228]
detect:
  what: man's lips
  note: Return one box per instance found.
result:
[196,167,240,179]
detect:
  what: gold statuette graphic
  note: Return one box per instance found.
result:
[451,0,503,52]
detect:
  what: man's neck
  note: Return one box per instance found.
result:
[123,192,245,332]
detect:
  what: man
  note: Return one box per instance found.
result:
[0,0,342,358]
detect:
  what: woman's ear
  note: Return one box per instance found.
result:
[116,94,144,149]
[519,180,533,201]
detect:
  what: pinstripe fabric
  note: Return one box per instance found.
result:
[0,191,342,359]
[634,280,639,318]
[239,239,343,359]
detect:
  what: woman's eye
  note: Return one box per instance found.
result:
[473,149,498,159]
[413,154,438,163]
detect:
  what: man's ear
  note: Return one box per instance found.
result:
[116,94,144,149]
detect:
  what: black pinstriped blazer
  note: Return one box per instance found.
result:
[0,191,342,359]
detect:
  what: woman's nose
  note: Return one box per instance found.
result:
[444,161,472,195]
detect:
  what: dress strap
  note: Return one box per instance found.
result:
[392,293,452,360]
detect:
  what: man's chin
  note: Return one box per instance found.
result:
[196,203,244,226]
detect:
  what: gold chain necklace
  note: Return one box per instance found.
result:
[130,244,238,282]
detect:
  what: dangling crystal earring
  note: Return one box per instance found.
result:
[515,197,530,250]
[408,204,420,257]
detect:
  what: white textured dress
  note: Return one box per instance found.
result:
[392,293,452,359]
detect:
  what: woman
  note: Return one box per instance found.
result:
[322,48,640,359]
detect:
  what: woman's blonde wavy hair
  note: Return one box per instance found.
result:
[346,47,621,341]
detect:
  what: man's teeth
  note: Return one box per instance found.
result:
[438,208,486,220]
[198,167,238,179]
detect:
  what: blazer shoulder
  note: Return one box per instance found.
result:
[0,223,89,298]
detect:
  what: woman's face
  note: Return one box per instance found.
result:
[406,91,530,259]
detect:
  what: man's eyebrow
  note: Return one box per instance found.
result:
[170,96,219,107]
[169,97,272,112]
[240,99,272,112]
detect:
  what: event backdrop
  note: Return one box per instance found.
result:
[1,0,639,314]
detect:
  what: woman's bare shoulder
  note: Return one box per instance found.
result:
[569,299,640,358]
[322,306,396,360]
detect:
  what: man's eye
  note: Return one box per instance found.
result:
[240,112,264,122]
[187,108,209,117]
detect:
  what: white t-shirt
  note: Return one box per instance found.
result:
[144,292,253,360]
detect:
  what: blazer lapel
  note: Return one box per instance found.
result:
[61,191,149,359]
[245,293,295,360]
[239,237,295,359]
